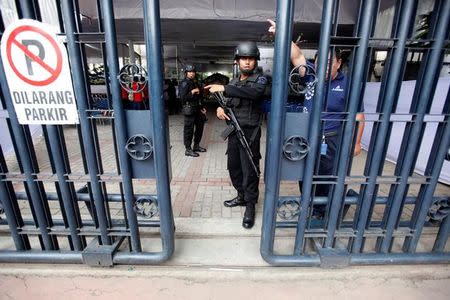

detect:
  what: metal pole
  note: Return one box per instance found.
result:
[143,0,175,260]
[16,0,37,19]
[129,40,135,64]
[0,251,82,263]
[260,0,294,261]
[294,0,335,255]
[99,0,142,251]
[175,45,179,79]
[350,252,450,265]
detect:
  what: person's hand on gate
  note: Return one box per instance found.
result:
[201,108,207,114]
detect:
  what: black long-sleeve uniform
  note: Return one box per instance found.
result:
[222,72,267,204]
[179,78,205,149]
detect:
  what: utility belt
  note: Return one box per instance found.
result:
[182,102,199,116]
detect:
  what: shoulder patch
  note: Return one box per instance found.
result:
[256,76,268,85]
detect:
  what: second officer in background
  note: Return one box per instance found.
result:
[179,65,207,157]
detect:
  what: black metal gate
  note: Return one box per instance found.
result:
[0,0,174,265]
[1,0,449,268]
[261,0,450,266]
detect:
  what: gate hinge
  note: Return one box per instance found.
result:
[82,237,124,267]
[314,239,350,268]
[318,248,350,268]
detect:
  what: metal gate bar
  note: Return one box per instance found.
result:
[293,0,336,256]
[126,0,176,264]
[99,0,141,252]
[260,0,295,260]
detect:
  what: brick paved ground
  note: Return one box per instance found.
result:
[167,109,268,218]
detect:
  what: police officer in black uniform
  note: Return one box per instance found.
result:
[205,42,267,229]
[179,65,207,157]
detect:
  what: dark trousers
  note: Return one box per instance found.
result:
[299,133,339,214]
[183,110,205,148]
[227,127,261,204]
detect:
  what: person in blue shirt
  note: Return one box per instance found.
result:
[268,19,365,218]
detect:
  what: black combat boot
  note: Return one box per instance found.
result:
[185,147,199,157]
[242,203,255,229]
[193,144,207,152]
[223,194,245,207]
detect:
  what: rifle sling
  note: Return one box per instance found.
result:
[248,126,260,147]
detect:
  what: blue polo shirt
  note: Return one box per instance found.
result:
[302,62,357,133]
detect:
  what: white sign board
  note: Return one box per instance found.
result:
[1,19,78,124]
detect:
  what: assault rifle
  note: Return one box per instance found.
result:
[213,92,260,177]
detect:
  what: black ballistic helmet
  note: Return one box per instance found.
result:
[234,41,260,60]
[184,64,196,72]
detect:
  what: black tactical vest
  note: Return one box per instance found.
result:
[228,73,264,127]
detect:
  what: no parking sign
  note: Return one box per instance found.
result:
[1,19,78,124]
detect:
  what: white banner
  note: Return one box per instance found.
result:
[362,78,450,185]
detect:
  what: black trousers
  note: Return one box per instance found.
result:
[183,110,205,148]
[299,133,339,214]
[227,126,261,204]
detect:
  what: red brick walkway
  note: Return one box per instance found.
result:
[168,110,268,218]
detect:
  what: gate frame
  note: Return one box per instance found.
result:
[261,0,450,266]
[0,0,174,265]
